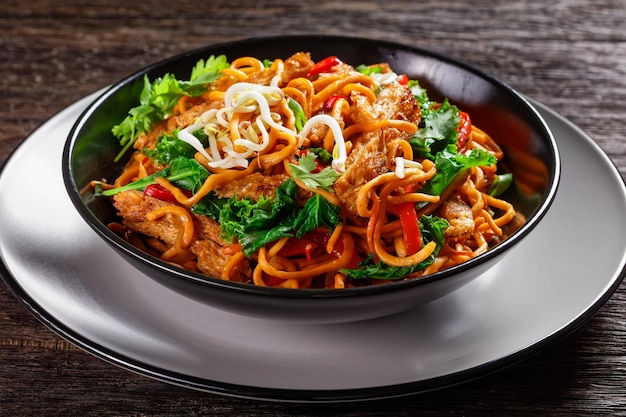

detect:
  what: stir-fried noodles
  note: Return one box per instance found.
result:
[96,52,523,289]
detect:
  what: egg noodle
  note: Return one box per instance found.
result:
[97,52,523,289]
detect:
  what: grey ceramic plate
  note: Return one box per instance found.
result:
[1,93,625,403]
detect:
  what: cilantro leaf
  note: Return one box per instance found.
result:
[308,147,333,164]
[410,99,460,159]
[143,129,209,165]
[289,152,340,192]
[143,129,194,165]
[180,55,230,96]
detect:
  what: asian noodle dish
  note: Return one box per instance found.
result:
[95,52,523,289]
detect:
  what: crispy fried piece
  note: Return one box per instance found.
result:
[334,83,421,217]
[111,190,251,280]
[439,197,474,240]
[191,239,251,282]
[244,52,315,87]
[374,82,421,126]
[279,52,314,85]
[212,172,289,202]
[112,190,181,246]
[334,146,388,217]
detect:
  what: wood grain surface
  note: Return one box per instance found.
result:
[1,0,625,415]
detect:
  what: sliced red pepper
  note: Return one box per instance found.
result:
[397,202,422,255]
[322,94,347,111]
[277,238,318,261]
[274,229,363,269]
[307,56,342,78]
[144,183,191,202]
[457,111,471,149]
[301,229,362,269]
[144,183,178,202]
[397,74,409,85]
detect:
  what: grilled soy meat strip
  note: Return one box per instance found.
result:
[438,196,474,241]
[212,172,289,202]
[334,82,422,217]
[111,190,251,281]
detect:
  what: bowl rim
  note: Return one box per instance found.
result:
[62,34,561,300]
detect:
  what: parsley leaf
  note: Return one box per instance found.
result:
[111,55,229,162]
[143,129,209,165]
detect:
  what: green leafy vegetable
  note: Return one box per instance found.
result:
[291,194,341,238]
[341,215,449,280]
[111,55,229,162]
[289,152,340,192]
[101,156,209,196]
[307,147,333,165]
[410,99,461,159]
[355,64,383,75]
[489,173,513,196]
[219,178,341,256]
[407,79,429,106]
[220,179,297,243]
[287,97,307,132]
[420,148,497,200]
[143,129,198,165]
[190,192,226,221]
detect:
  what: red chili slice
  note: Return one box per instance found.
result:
[277,238,318,261]
[457,111,471,149]
[323,94,347,111]
[397,202,422,255]
[144,184,178,202]
[144,183,191,202]
[307,56,343,78]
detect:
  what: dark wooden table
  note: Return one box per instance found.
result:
[2,1,625,415]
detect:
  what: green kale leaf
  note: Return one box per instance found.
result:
[218,178,341,256]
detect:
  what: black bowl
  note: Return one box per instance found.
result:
[63,35,560,323]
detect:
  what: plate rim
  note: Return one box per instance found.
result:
[1,94,624,403]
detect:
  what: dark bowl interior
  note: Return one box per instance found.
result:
[63,35,559,322]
